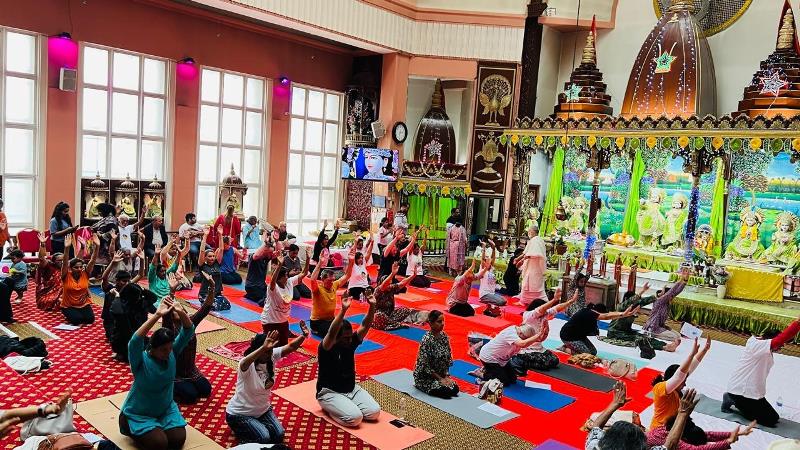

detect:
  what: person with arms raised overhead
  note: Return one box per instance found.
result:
[226,324,309,444]
[261,250,310,346]
[316,292,381,427]
[59,234,99,325]
[308,249,354,337]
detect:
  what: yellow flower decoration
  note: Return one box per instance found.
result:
[395,181,404,190]
[560,135,569,146]
[750,137,762,150]
[677,136,689,149]
[587,135,597,147]
[510,134,520,145]
[712,136,724,150]
[464,186,472,195]
[615,136,625,149]
[646,136,657,149]
[418,184,426,193]
[441,186,451,196]
[535,135,544,146]
[793,138,800,152]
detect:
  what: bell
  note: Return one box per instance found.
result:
[555,201,568,221]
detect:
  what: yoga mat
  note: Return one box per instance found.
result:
[76,393,223,450]
[372,368,518,428]
[288,322,384,355]
[188,300,261,324]
[535,439,579,450]
[531,363,617,393]
[395,292,431,303]
[693,395,800,439]
[273,380,434,450]
[290,303,312,321]
[416,302,511,330]
[556,312,609,330]
[207,340,312,367]
[345,314,427,342]
[449,360,576,413]
[239,321,264,333]
[195,320,225,334]
[541,339,649,369]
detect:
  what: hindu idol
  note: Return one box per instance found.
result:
[567,195,588,237]
[762,212,798,266]
[724,207,765,260]
[636,188,666,249]
[661,193,688,251]
[693,224,715,258]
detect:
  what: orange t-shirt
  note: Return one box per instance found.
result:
[0,212,9,246]
[649,381,680,430]
[61,271,90,308]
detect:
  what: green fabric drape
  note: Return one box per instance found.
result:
[408,195,428,227]
[622,149,645,238]
[709,159,726,256]
[540,146,565,235]
[407,194,453,239]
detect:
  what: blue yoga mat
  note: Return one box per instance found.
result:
[89,286,104,296]
[288,322,384,355]
[345,314,427,342]
[188,300,261,323]
[555,312,609,330]
[449,360,575,413]
[290,304,312,321]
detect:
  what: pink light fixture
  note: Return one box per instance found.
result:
[176,57,198,81]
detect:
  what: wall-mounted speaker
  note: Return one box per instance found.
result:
[59,68,77,92]
[370,120,386,139]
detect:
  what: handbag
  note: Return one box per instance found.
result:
[35,433,92,450]
[607,358,638,380]
[20,400,76,441]
[477,378,504,404]
[212,295,231,311]
[635,336,656,360]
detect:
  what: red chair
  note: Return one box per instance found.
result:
[16,228,43,265]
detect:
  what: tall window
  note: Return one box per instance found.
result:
[196,68,266,222]
[286,85,342,236]
[0,28,40,228]
[80,44,168,180]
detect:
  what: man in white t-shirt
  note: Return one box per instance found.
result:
[117,213,143,255]
[226,324,308,445]
[178,213,205,266]
[261,255,309,347]
[722,316,800,427]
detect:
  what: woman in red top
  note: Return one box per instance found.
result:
[35,232,64,311]
[210,204,242,249]
[60,234,99,325]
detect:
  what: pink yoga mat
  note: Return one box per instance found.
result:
[273,380,434,450]
[395,292,430,303]
[416,302,511,330]
[195,320,225,334]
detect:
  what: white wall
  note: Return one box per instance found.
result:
[404,77,474,164]
[550,0,785,118]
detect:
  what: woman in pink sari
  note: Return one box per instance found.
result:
[446,222,467,276]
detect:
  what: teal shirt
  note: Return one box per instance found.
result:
[121,325,194,436]
[147,262,178,306]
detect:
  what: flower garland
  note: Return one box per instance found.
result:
[395,180,471,198]
[683,184,701,265]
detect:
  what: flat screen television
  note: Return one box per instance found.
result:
[341,147,399,181]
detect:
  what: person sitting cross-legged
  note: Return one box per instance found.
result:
[316,292,380,427]
[226,323,309,444]
[413,310,458,399]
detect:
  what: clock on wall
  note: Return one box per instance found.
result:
[392,122,408,144]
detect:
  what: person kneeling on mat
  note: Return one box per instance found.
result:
[316,292,380,427]
[446,250,490,317]
[226,323,309,444]
[722,314,800,427]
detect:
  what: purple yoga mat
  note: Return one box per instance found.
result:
[534,439,578,450]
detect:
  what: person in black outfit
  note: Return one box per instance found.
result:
[142,216,169,260]
[244,241,276,305]
[316,293,380,427]
[100,250,145,342]
[559,303,639,355]
[282,244,311,299]
[110,283,157,362]
[311,219,340,272]
[498,248,524,296]
[445,208,462,226]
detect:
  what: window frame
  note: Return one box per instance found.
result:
[0,27,42,230]
[77,42,171,181]
[286,83,344,237]
[195,66,268,223]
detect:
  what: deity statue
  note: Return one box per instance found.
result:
[724,207,765,260]
[118,194,137,218]
[636,188,667,249]
[143,194,163,219]
[661,193,688,251]
[525,207,541,233]
[761,212,799,266]
[693,224,715,258]
[85,194,103,219]
[226,192,241,213]
[567,196,588,237]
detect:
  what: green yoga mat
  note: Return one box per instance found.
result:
[694,395,800,440]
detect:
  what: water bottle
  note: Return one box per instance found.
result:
[776,396,784,411]
[398,396,407,422]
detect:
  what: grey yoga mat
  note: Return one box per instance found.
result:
[372,368,519,429]
[694,395,800,440]
[531,363,617,393]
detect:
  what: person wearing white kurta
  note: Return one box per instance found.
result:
[518,223,547,305]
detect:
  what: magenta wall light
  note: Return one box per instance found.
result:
[176,57,198,81]
[47,32,78,86]
[279,76,290,85]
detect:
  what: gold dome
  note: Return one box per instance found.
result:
[119,174,136,190]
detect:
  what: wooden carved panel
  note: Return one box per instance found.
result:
[470,130,508,196]
[474,63,518,129]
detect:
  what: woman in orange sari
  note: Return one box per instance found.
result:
[35,232,64,311]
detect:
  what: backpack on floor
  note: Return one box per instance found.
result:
[635,336,656,360]
[212,296,231,311]
[477,378,503,404]
[0,336,47,358]
[607,358,638,380]
[4,355,51,374]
